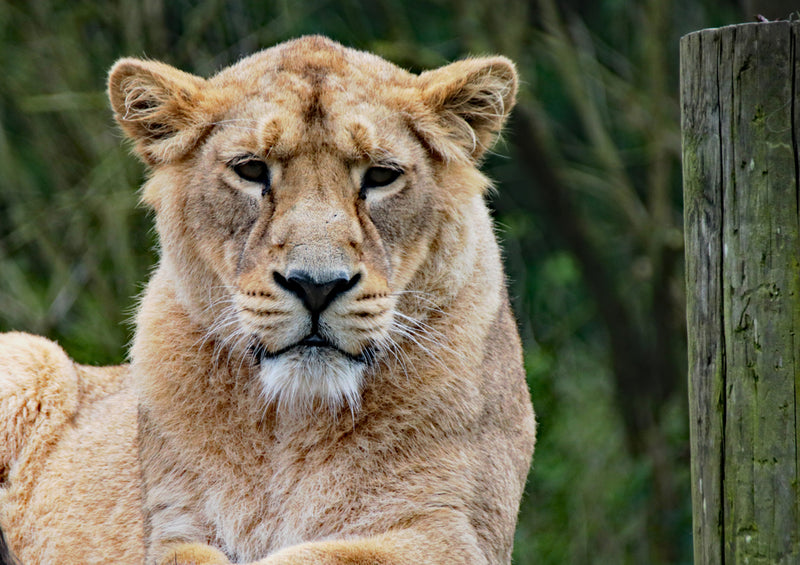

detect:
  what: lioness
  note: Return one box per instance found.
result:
[0,36,535,564]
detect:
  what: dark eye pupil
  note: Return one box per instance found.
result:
[233,160,270,185]
[363,167,401,189]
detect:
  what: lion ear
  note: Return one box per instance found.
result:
[108,58,207,165]
[417,56,518,162]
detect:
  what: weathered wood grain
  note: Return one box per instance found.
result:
[682,27,725,565]
[682,22,800,564]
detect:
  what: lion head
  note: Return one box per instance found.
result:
[108,36,517,413]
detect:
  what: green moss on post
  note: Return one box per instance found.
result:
[682,22,800,564]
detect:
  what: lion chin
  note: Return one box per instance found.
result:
[255,343,368,415]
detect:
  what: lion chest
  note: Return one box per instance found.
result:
[195,428,380,561]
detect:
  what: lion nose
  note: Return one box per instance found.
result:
[274,270,361,314]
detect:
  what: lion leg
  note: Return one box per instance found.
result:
[255,532,486,565]
[0,332,128,483]
[0,332,83,560]
[0,332,82,486]
[0,332,132,562]
[249,512,486,565]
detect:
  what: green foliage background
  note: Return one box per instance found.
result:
[0,0,752,563]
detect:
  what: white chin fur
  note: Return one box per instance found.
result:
[257,348,365,415]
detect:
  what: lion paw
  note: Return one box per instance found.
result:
[160,542,232,565]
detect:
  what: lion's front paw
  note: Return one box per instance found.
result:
[159,542,231,565]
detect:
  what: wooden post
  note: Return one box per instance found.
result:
[682,22,800,564]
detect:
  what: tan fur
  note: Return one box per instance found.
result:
[0,36,535,565]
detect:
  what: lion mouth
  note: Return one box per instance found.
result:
[298,334,331,347]
[250,334,372,365]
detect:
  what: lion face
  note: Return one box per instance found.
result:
[109,36,517,411]
[197,91,438,411]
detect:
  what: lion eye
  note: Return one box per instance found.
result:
[233,159,271,194]
[362,166,402,191]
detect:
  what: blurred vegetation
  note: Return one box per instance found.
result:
[0,0,762,563]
